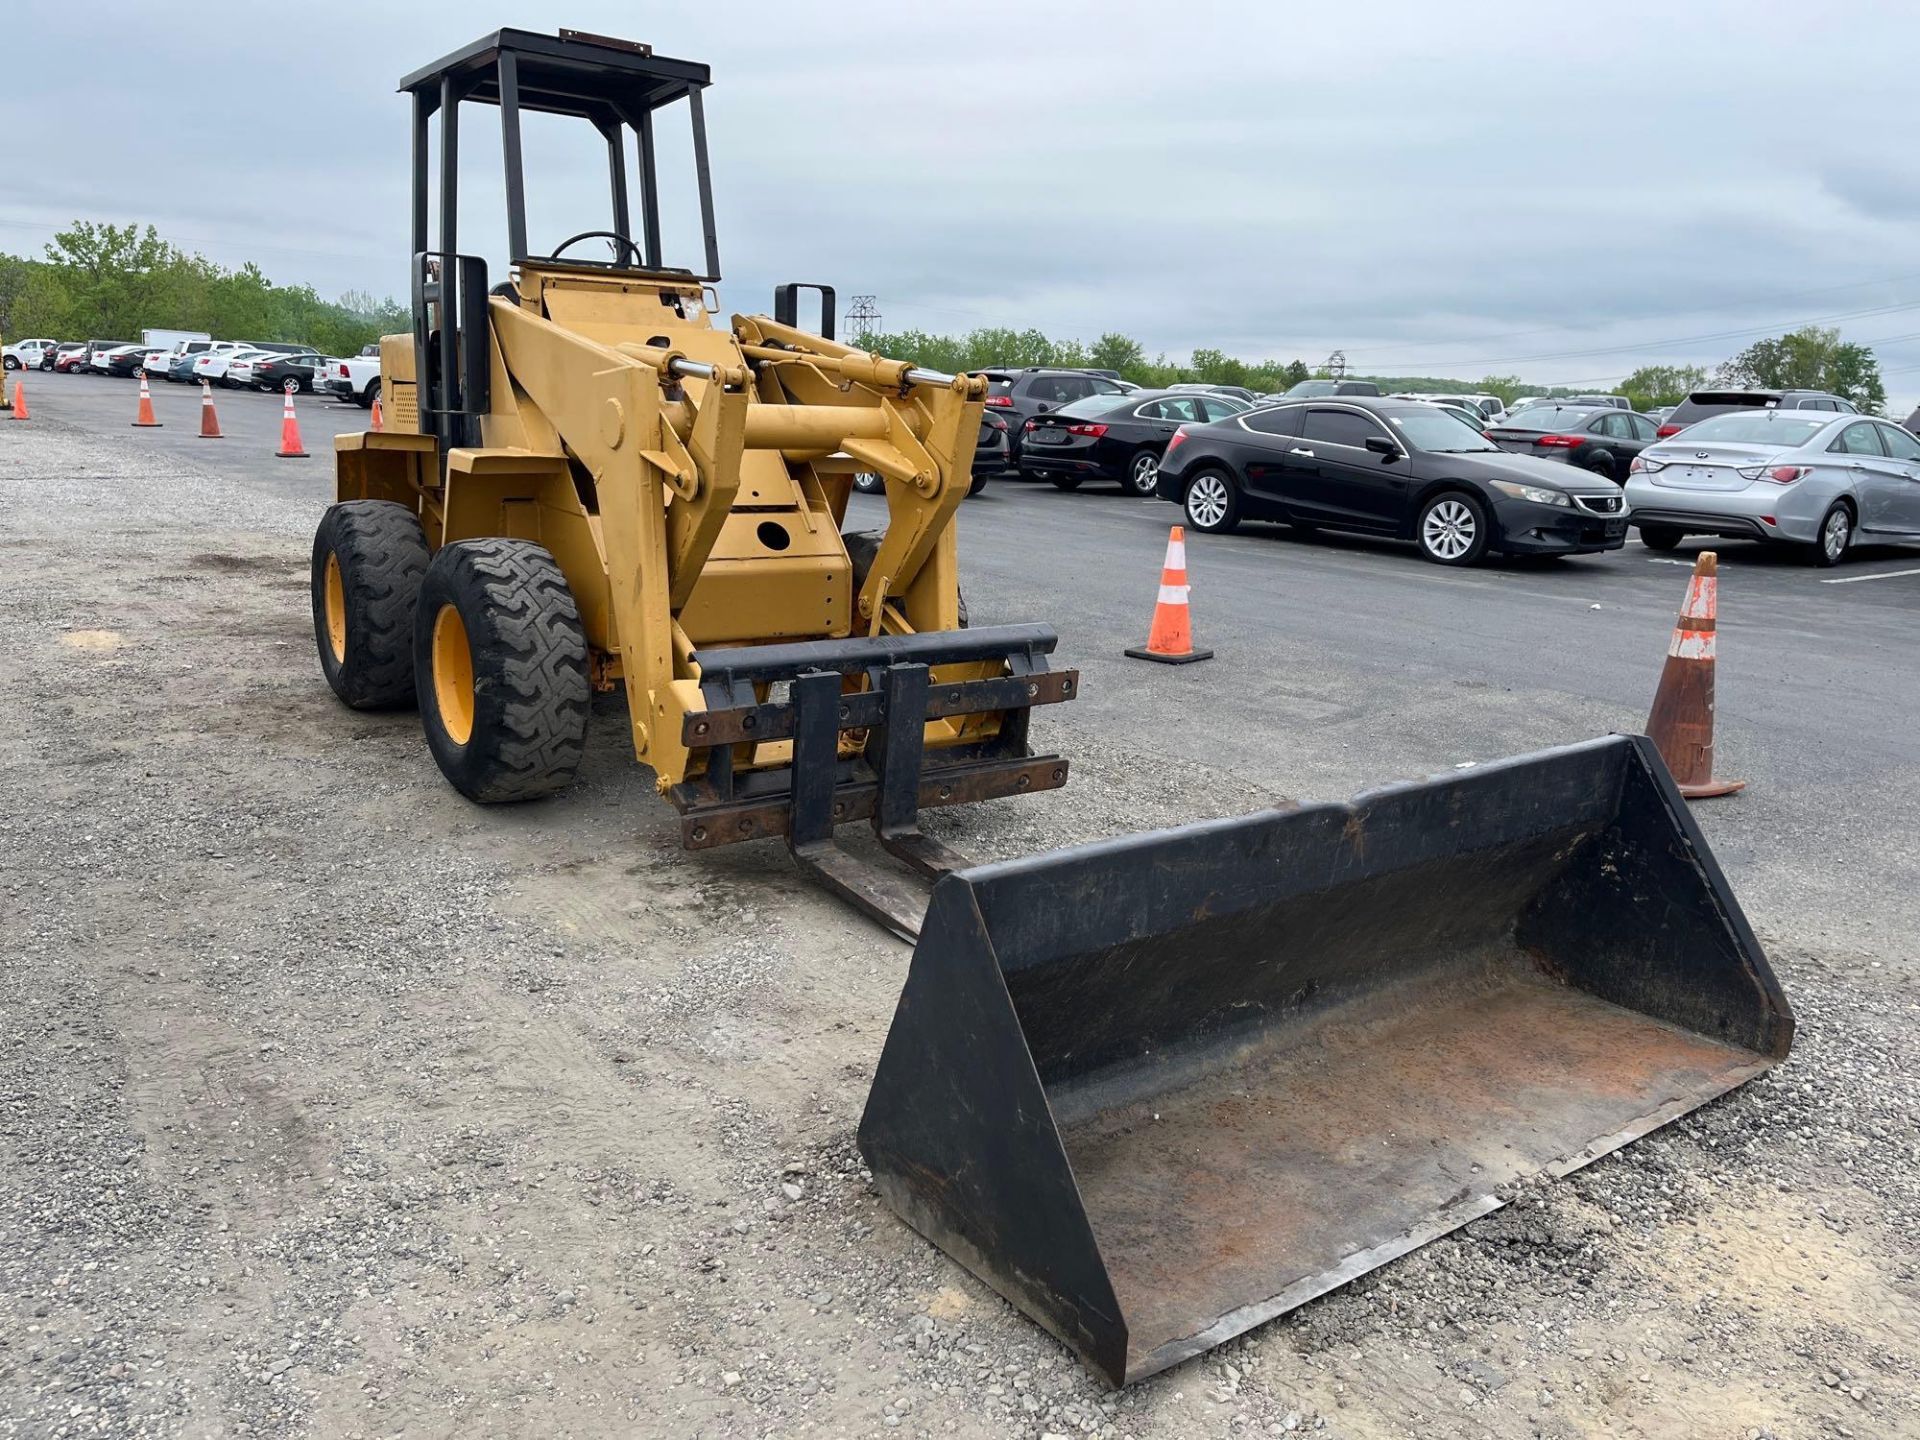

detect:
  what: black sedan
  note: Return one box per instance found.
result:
[1018,389,1250,495]
[1485,404,1659,483]
[1154,397,1629,566]
[249,353,327,394]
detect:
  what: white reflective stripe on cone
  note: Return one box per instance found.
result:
[1668,629,1715,661]
[1681,576,1716,621]
[1158,584,1191,605]
[1166,540,1187,569]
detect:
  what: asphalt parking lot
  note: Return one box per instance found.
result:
[2,379,1917,1439]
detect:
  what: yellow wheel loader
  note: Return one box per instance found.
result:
[313,28,1075,938]
[311,28,1793,1389]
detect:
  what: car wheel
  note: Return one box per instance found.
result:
[1812,502,1853,567]
[2,357,17,372]
[1047,475,1082,492]
[968,472,988,497]
[284,377,301,394]
[1183,469,1239,534]
[852,471,884,495]
[1583,452,1617,483]
[1637,525,1684,552]
[1417,491,1490,566]
[360,378,381,410]
[1126,449,1161,495]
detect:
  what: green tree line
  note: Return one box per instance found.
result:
[861,324,1888,414]
[0,221,407,356]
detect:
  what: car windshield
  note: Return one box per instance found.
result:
[1672,413,1833,446]
[1053,395,1129,419]
[1501,407,1601,431]
[1389,408,1498,452]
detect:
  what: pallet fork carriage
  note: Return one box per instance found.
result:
[314,29,1075,935]
[311,28,1793,1387]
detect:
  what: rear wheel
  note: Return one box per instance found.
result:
[968,471,988,497]
[1048,474,1082,491]
[312,500,430,709]
[1638,525,1684,552]
[1417,491,1490,566]
[846,529,968,627]
[1183,469,1240,534]
[852,471,884,495]
[1812,502,1853,567]
[1126,449,1161,495]
[415,539,590,802]
[359,377,381,410]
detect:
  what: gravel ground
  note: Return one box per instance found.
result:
[1,416,1915,1439]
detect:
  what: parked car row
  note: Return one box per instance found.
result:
[1137,394,1913,569]
[11,335,352,395]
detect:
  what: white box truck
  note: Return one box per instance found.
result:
[141,328,213,352]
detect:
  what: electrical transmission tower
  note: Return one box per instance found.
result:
[1325,350,1347,378]
[845,295,883,337]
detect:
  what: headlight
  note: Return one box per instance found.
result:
[1489,480,1571,507]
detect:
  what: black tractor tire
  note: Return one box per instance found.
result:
[1416,490,1492,566]
[312,500,430,709]
[414,539,590,803]
[845,529,968,628]
[1637,524,1684,552]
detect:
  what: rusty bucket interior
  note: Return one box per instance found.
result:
[857,735,1794,1386]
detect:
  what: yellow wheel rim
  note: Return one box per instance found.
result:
[432,604,476,746]
[323,552,347,664]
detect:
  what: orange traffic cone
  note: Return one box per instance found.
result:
[369,395,384,432]
[275,391,309,458]
[197,381,223,439]
[1125,525,1213,664]
[8,379,27,420]
[1646,551,1744,799]
[132,374,162,427]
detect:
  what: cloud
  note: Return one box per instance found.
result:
[6,1,1920,401]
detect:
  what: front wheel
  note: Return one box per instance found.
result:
[1126,449,1161,496]
[312,500,431,709]
[1812,502,1853,567]
[2,356,17,372]
[852,471,885,495]
[1417,491,1490,566]
[1183,469,1240,534]
[283,377,300,395]
[415,539,590,803]
[1638,525,1684,552]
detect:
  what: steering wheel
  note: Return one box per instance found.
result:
[550,230,645,269]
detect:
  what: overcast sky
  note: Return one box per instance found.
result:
[9,2,1920,401]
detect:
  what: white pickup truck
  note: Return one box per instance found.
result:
[320,346,382,408]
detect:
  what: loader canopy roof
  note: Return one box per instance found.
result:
[400,28,720,281]
[399,29,710,122]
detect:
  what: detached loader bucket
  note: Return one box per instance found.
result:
[858,735,1793,1386]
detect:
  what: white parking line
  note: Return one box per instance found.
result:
[1820,567,1920,585]
[1645,557,1696,566]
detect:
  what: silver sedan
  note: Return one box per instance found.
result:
[1624,409,1920,566]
